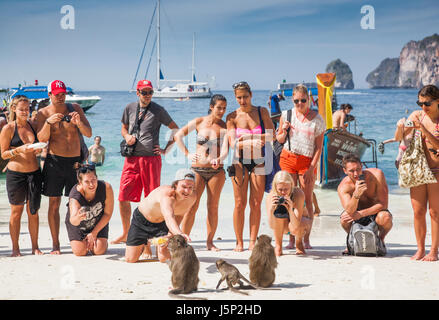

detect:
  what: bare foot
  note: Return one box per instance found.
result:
[11,249,22,257]
[50,245,61,255]
[314,209,321,217]
[110,234,127,245]
[275,246,283,257]
[140,253,153,260]
[411,250,426,260]
[286,234,295,249]
[207,243,221,252]
[234,243,244,252]
[304,241,313,249]
[296,240,306,255]
[32,248,44,255]
[248,240,256,251]
[421,252,438,262]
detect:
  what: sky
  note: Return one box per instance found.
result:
[0,0,438,91]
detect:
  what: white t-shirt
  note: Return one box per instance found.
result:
[280,108,326,158]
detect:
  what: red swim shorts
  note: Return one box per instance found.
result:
[279,149,312,175]
[118,156,162,202]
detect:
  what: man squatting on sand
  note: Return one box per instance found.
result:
[124,169,196,263]
[338,153,393,252]
[36,80,92,254]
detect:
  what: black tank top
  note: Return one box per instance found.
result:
[10,121,38,147]
[66,180,107,232]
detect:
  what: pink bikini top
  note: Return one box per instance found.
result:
[235,125,262,138]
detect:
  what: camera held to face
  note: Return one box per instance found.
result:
[61,114,72,123]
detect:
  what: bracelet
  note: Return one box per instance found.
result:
[45,119,51,125]
[353,194,361,200]
[10,149,15,157]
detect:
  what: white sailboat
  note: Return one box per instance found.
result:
[132,0,212,99]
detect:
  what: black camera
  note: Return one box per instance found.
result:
[359,174,365,181]
[61,115,72,123]
[278,196,285,204]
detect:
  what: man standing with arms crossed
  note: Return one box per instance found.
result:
[112,80,179,255]
[36,80,92,254]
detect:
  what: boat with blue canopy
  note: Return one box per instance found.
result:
[8,82,100,112]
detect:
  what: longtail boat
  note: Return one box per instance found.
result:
[315,73,377,187]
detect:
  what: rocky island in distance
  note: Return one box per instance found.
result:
[366,33,439,89]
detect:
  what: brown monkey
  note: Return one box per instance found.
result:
[248,234,278,287]
[167,234,206,300]
[215,259,257,295]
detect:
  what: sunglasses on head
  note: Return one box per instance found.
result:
[78,164,96,173]
[232,81,250,90]
[417,100,433,107]
[139,90,154,96]
[293,99,307,104]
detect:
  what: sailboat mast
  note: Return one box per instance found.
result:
[156,0,161,90]
[191,33,195,83]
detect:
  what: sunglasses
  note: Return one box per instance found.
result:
[293,99,308,104]
[139,90,154,96]
[78,164,96,173]
[417,100,433,107]
[232,81,250,90]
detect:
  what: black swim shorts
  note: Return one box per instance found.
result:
[340,209,392,226]
[42,154,81,197]
[65,221,109,242]
[6,169,42,214]
[126,207,169,246]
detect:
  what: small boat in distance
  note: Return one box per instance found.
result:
[8,82,101,112]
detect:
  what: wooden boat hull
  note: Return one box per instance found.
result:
[316,129,371,188]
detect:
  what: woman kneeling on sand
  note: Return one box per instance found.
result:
[175,94,229,251]
[266,171,311,256]
[66,164,114,256]
[0,96,44,256]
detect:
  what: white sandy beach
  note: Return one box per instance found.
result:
[1,190,438,300]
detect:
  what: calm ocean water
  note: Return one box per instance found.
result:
[0,88,418,225]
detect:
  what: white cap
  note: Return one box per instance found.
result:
[174,168,195,183]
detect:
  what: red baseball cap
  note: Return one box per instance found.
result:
[47,80,67,95]
[137,80,153,91]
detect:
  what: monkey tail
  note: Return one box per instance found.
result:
[168,289,208,300]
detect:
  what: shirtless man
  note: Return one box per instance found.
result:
[36,80,92,254]
[88,136,105,166]
[332,104,353,130]
[338,153,393,251]
[125,168,197,263]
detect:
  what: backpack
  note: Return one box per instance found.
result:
[66,103,89,163]
[346,220,387,257]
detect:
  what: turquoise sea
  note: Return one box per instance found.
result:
[0,88,418,226]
